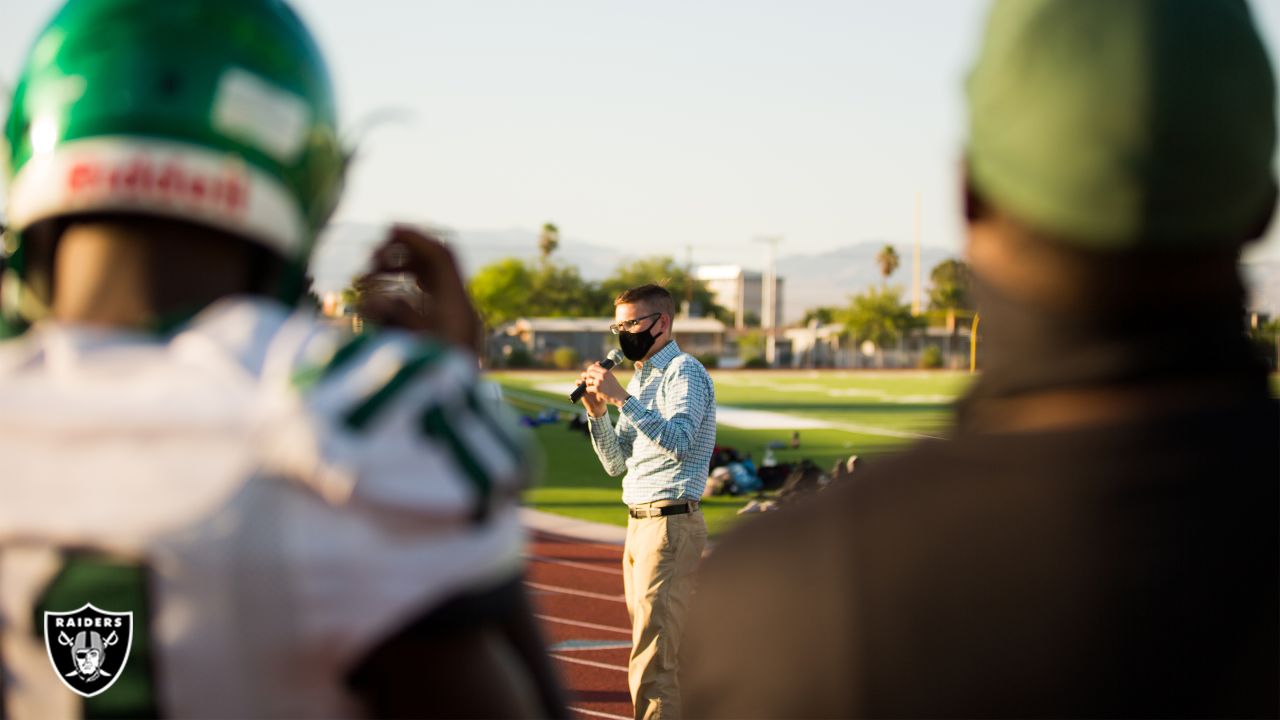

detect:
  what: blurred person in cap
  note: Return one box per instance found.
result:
[0,0,564,717]
[682,0,1278,716]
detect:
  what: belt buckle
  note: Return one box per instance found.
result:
[630,501,697,519]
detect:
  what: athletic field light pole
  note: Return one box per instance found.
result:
[755,235,782,366]
[911,192,922,316]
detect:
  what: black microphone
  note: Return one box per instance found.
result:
[570,349,625,404]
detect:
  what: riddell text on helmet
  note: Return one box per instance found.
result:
[67,157,248,216]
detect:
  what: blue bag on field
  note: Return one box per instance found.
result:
[727,461,762,494]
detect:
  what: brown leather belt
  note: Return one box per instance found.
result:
[628,501,700,519]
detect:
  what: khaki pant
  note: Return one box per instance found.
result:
[623,510,708,720]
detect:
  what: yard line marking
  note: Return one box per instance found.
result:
[526,581,626,603]
[570,706,631,720]
[827,420,939,440]
[502,388,565,409]
[714,406,833,430]
[552,653,628,673]
[512,385,939,440]
[525,554,624,576]
[716,406,939,439]
[535,614,631,635]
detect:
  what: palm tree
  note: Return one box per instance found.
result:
[538,222,560,262]
[876,244,900,286]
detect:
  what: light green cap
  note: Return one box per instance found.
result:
[966,0,1277,250]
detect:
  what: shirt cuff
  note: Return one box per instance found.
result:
[620,395,644,420]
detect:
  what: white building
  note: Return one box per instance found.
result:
[694,265,784,330]
[783,322,852,368]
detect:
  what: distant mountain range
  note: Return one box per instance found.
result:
[773,244,957,322]
[310,223,623,291]
[309,222,1280,325]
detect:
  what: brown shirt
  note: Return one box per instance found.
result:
[682,394,1279,718]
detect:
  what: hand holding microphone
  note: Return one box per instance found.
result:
[571,349,626,411]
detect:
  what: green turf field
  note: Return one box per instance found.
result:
[493,370,972,535]
[499,370,1280,535]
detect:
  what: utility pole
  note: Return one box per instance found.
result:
[684,244,694,317]
[911,192,922,316]
[755,235,782,367]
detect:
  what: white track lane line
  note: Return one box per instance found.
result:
[532,534,628,554]
[535,614,631,636]
[526,581,626,603]
[525,554,624,576]
[551,653,628,673]
[570,706,631,720]
[553,641,633,652]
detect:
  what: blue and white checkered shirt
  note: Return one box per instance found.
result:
[588,340,717,506]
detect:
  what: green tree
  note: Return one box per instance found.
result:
[735,329,766,365]
[538,222,560,262]
[876,244,900,285]
[800,306,838,325]
[528,262,607,317]
[551,346,581,370]
[839,285,919,366]
[598,256,726,319]
[468,258,534,328]
[1250,317,1280,370]
[469,257,607,329]
[920,345,944,369]
[505,345,535,368]
[927,258,972,311]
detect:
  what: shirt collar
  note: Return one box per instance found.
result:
[637,339,681,372]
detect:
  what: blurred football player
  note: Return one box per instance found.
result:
[0,0,563,717]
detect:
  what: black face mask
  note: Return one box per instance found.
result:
[618,319,660,362]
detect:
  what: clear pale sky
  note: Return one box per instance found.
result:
[3,0,1280,265]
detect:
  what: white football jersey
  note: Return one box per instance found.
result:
[0,297,531,718]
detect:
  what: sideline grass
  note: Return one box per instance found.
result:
[496,370,967,535]
[501,370,1280,536]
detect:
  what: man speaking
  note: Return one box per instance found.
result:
[578,283,716,720]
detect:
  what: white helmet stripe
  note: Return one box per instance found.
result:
[7,137,306,258]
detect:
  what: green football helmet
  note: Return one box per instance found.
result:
[3,0,346,318]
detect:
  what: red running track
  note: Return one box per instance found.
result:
[526,531,634,720]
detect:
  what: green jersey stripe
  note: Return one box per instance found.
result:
[465,389,524,460]
[421,405,493,521]
[292,331,375,391]
[342,342,445,431]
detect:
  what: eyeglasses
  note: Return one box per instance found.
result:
[609,313,661,335]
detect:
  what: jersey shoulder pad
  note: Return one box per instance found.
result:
[261,322,533,521]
